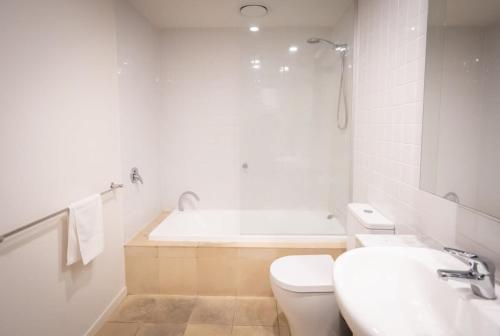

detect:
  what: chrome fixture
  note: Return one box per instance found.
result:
[178,191,200,211]
[444,192,460,203]
[307,37,349,130]
[307,38,348,53]
[0,182,124,244]
[130,167,143,184]
[437,247,497,300]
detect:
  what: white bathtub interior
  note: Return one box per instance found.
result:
[149,209,346,242]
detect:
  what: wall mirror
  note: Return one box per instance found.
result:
[421,0,500,219]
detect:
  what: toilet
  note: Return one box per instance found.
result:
[270,203,394,336]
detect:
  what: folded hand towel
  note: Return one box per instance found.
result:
[67,194,104,266]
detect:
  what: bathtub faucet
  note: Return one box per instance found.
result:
[178,191,200,211]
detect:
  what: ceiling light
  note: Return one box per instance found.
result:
[249,26,260,32]
[279,66,290,73]
[252,64,261,70]
[289,45,298,53]
[250,59,261,65]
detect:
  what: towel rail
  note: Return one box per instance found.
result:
[0,182,124,244]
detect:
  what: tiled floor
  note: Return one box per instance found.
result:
[96,295,290,336]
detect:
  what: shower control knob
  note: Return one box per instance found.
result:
[242,163,249,170]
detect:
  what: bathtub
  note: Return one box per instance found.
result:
[149,209,346,243]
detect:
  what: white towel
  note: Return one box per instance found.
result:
[66,194,104,266]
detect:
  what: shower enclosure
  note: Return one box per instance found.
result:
[159,1,355,239]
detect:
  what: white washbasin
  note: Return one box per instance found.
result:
[334,247,500,336]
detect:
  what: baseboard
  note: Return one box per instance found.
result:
[85,286,127,336]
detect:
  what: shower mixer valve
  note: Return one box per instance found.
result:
[130,167,144,184]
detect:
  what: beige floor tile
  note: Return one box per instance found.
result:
[152,296,196,323]
[277,311,290,336]
[232,326,279,336]
[234,297,278,327]
[110,295,196,324]
[110,296,157,322]
[136,323,186,336]
[184,324,232,336]
[159,258,197,295]
[189,296,237,325]
[95,322,139,336]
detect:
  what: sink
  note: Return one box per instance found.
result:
[333,247,500,336]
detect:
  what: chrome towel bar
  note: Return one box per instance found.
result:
[0,182,124,244]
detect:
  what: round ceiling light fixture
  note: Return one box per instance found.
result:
[240,5,269,18]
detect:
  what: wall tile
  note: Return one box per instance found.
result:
[355,0,500,278]
[197,258,238,296]
[125,256,159,294]
[159,257,198,295]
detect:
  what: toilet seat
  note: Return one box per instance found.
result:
[270,255,335,293]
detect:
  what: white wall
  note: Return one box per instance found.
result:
[159,27,344,212]
[0,1,125,335]
[115,0,163,241]
[354,0,500,277]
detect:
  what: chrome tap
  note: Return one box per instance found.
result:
[178,191,200,211]
[130,167,143,184]
[437,247,497,300]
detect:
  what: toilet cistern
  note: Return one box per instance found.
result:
[178,191,200,211]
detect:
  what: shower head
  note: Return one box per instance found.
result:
[307,37,333,45]
[307,37,348,53]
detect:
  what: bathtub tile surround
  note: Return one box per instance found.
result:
[125,244,343,297]
[125,214,344,296]
[97,295,289,336]
[354,0,500,277]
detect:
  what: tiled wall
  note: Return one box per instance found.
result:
[115,0,163,241]
[125,245,343,296]
[354,0,500,277]
[158,23,354,215]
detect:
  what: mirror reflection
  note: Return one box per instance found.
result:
[421,0,500,219]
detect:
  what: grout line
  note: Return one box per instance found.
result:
[133,322,141,336]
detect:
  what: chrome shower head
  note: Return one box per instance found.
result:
[307,37,348,53]
[307,37,334,45]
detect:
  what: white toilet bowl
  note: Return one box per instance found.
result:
[270,255,343,336]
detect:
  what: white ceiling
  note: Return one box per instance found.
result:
[127,0,353,29]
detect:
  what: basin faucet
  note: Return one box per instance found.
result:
[178,191,200,211]
[437,247,497,300]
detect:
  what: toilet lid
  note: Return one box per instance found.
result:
[270,255,335,293]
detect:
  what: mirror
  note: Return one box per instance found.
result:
[421,0,500,219]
